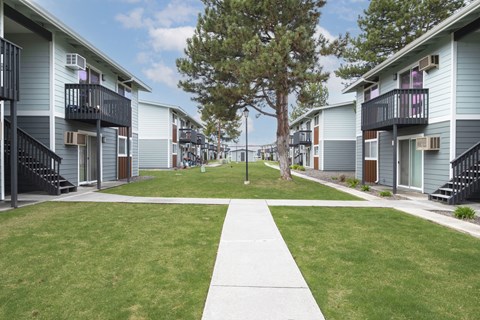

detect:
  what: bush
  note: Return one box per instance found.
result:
[379,191,392,197]
[454,206,476,220]
[339,174,346,182]
[361,185,370,192]
[346,178,360,188]
[290,164,305,171]
[297,165,305,171]
[331,176,338,180]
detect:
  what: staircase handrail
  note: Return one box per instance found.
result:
[5,118,62,163]
[451,140,480,165]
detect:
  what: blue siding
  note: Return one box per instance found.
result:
[456,32,480,115]
[456,120,480,156]
[139,139,169,168]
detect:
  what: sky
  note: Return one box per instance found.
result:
[32,0,369,147]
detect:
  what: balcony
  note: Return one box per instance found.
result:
[179,128,198,144]
[0,37,21,101]
[361,89,429,131]
[290,130,312,147]
[195,133,205,146]
[65,84,131,127]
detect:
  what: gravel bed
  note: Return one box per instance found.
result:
[429,209,480,226]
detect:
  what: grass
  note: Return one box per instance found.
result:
[103,162,359,200]
[271,207,480,320]
[0,202,227,319]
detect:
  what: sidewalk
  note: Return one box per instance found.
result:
[202,199,325,320]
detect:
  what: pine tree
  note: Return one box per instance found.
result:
[290,82,329,121]
[332,0,468,81]
[177,0,328,180]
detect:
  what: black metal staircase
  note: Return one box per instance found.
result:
[430,141,480,204]
[5,119,76,195]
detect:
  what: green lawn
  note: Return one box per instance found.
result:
[103,162,359,200]
[0,202,227,319]
[271,207,480,320]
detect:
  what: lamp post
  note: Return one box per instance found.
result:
[243,107,249,184]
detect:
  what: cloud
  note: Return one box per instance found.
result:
[154,1,199,27]
[149,26,195,52]
[115,8,151,29]
[142,62,178,88]
[240,116,255,135]
[316,25,336,42]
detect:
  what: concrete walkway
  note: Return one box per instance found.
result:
[202,199,324,320]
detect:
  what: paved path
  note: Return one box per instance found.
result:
[202,199,324,320]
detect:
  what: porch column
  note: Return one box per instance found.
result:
[10,100,18,208]
[127,126,131,183]
[392,124,398,194]
[96,119,102,190]
[361,131,365,185]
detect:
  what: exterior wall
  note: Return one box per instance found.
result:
[373,35,452,120]
[139,139,169,168]
[231,150,257,162]
[456,32,480,115]
[16,116,50,146]
[323,106,356,140]
[355,136,362,180]
[377,121,450,193]
[456,120,480,156]
[138,103,169,139]
[132,133,139,176]
[323,140,355,171]
[55,117,118,185]
[6,33,50,113]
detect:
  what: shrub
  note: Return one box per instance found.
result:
[339,174,346,182]
[347,178,360,188]
[454,206,476,220]
[361,185,370,192]
[331,176,338,180]
[297,165,305,171]
[379,191,392,197]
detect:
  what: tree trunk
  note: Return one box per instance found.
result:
[217,121,221,160]
[276,90,292,180]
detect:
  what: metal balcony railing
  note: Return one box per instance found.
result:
[0,37,21,101]
[178,128,198,144]
[65,84,131,127]
[361,89,429,131]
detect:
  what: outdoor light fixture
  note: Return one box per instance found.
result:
[243,107,250,185]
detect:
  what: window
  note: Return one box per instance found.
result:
[118,136,127,156]
[79,67,101,84]
[172,113,177,124]
[314,146,319,156]
[172,143,177,154]
[400,66,423,89]
[117,82,132,99]
[118,136,133,156]
[364,84,379,102]
[400,66,424,115]
[365,140,378,160]
[306,121,311,130]
[314,115,319,126]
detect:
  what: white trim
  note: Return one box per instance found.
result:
[321,111,325,170]
[456,114,480,120]
[450,34,457,179]
[49,35,55,151]
[55,111,65,119]
[397,134,425,193]
[322,138,356,141]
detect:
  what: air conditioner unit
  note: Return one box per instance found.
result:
[64,132,86,146]
[418,55,439,72]
[416,136,440,151]
[66,53,86,70]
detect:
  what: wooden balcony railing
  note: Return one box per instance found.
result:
[0,37,21,101]
[361,89,429,131]
[179,128,199,144]
[65,84,131,127]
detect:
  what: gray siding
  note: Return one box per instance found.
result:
[456,32,480,115]
[103,128,117,181]
[133,133,139,176]
[323,140,355,171]
[323,106,356,140]
[377,121,450,193]
[16,116,50,146]
[7,33,50,112]
[139,139,169,168]
[55,118,119,185]
[456,120,480,156]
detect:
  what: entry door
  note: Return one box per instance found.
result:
[241,152,245,162]
[399,139,422,189]
[305,148,311,167]
[79,135,98,183]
